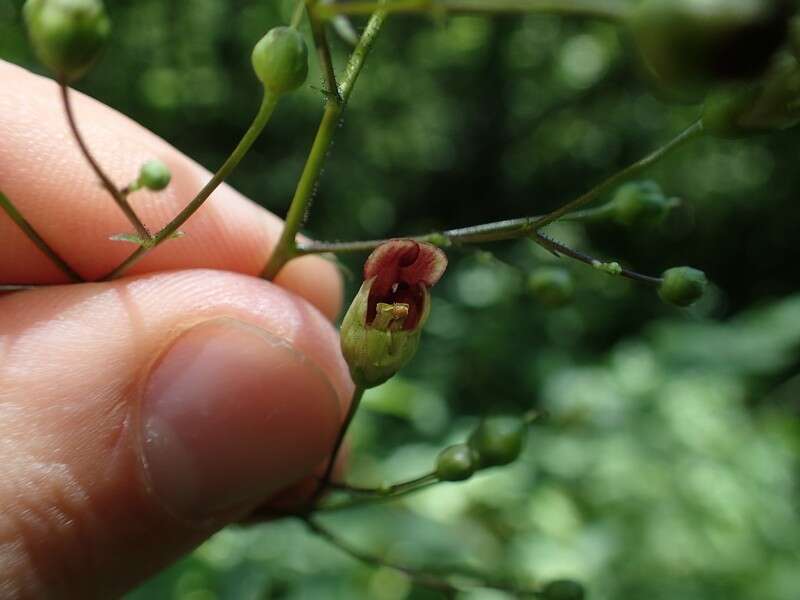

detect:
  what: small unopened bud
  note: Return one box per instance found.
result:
[541,579,586,600]
[137,159,171,191]
[23,0,111,82]
[658,266,708,307]
[468,416,526,469]
[251,26,308,94]
[340,240,447,389]
[611,180,672,226]
[435,444,477,482]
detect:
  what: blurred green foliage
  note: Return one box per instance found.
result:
[3,1,800,598]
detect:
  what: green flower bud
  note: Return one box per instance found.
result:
[137,159,171,191]
[340,240,447,389]
[468,416,526,469]
[611,180,671,227]
[703,53,800,138]
[630,0,791,93]
[528,267,575,308]
[251,26,308,94]
[23,0,111,82]
[435,444,477,482]
[658,266,708,307]
[541,579,586,600]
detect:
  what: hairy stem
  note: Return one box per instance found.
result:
[309,386,367,508]
[315,0,630,21]
[297,120,705,254]
[0,191,82,282]
[261,8,387,280]
[101,91,280,280]
[60,83,151,240]
[308,2,342,102]
[533,233,663,286]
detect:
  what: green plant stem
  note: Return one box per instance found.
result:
[534,232,663,286]
[291,0,306,27]
[0,191,82,282]
[327,471,438,496]
[60,83,151,241]
[305,518,462,595]
[531,120,704,231]
[309,386,367,508]
[296,120,705,254]
[101,91,280,280]
[307,2,342,102]
[261,8,387,280]
[317,475,439,512]
[315,0,630,21]
[305,518,543,597]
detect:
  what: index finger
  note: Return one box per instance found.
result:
[0,60,342,320]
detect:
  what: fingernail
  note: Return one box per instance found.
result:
[140,318,339,520]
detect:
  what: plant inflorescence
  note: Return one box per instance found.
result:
[5,0,800,597]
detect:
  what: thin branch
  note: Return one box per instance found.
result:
[60,84,151,240]
[327,471,438,496]
[307,2,342,103]
[531,120,704,231]
[291,0,306,27]
[0,191,82,282]
[309,386,367,508]
[305,518,461,596]
[261,8,388,280]
[305,518,543,597]
[296,121,705,255]
[101,91,280,280]
[316,475,439,512]
[315,0,630,21]
[533,233,663,286]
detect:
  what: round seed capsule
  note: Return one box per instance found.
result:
[137,159,171,191]
[658,266,708,307]
[435,444,477,482]
[23,0,111,82]
[468,416,526,469]
[251,26,309,94]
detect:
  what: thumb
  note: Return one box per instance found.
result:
[0,270,352,599]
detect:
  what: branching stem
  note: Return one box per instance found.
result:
[60,83,151,240]
[101,91,280,280]
[305,518,543,597]
[261,8,388,280]
[534,233,663,286]
[296,121,705,254]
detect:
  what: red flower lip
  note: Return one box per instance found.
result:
[363,240,448,331]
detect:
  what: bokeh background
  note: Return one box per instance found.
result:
[2,0,800,598]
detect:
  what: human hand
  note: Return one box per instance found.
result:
[0,60,352,599]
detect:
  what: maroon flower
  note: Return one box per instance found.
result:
[363,240,447,330]
[339,240,448,388]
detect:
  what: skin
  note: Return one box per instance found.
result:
[0,59,353,599]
